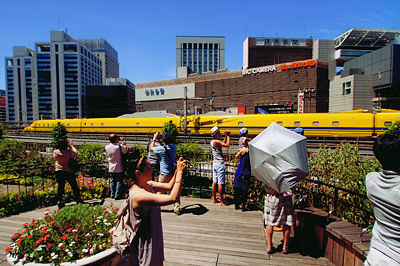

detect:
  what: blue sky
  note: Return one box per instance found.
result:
[0,0,399,91]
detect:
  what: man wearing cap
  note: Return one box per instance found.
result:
[238,128,249,151]
[151,132,181,214]
[294,127,304,135]
[210,126,231,206]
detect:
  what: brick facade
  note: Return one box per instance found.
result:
[136,60,329,114]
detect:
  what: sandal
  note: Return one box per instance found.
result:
[283,246,289,254]
[267,246,274,254]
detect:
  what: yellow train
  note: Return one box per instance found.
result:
[24,109,400,138]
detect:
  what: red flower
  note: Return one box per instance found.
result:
[23,223,29,227]
[28,235,32,239]
[33,242,36,245]
[41,228,47,234]
[62,235,68,240]
[22,229,27,234]
[31,222,35,226]
[17,238,24,244]
[50,221,56,226]
[47,243,52,248]
[66,228,73,233]
[75,233,79,238]
[104,209,109,213]
[6,247,12,253]
[61,244,65,248]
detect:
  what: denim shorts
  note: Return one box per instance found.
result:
[213,162,226,184]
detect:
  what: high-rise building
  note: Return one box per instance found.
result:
[78,39,119,84]
[176,36,225,77]
[5,46,35,123]
[4,30,109,123]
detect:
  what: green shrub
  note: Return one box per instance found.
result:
[299,142,381,227]
[388,120,400,133]
[176,140,206,162]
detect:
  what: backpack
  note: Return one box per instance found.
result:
[111,198,142,255]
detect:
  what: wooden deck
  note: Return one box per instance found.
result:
[0,197,334,265]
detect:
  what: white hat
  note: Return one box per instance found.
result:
[210,126,219,136]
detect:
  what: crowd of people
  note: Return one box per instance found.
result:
[51,126,400,266]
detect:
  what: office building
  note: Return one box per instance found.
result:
[5,30,107,123]
[243,37,313,69]
[85,78,136,118]
[330,44,400,112]
[0,89,6,123]
[78,39,119,84]
[176,36,225,77]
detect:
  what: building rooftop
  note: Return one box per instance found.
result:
[334,28,400,50]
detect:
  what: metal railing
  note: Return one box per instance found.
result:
[1,162,374,228]
[297,177,374,228]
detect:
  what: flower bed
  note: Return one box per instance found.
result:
[6,203,119,265]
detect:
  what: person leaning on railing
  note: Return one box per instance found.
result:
[53,139,82,208]
[364,131,400,266]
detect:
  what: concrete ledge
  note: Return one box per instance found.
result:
[294,208,371,266]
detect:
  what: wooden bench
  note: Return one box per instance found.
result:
[294,207,371,266]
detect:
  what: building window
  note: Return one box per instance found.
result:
[343,81,351,95]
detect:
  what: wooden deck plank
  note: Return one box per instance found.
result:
[0,197,335,266]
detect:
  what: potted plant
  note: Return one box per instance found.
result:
[6,203,121,266]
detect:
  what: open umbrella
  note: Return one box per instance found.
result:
[249,122,309,193]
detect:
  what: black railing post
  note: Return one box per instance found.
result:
[334,187,338,213]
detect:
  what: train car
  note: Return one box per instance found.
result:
[24,109,400,138]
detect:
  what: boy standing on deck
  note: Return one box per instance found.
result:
[210,126,231,206]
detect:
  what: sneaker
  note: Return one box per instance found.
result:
[174,209,182,215]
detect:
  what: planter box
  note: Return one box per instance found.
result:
[7,247,122,266]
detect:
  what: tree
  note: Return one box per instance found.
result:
[162,121,179,144]
[51,122,67,150]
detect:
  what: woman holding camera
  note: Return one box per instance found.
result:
[126,155,187,266]
[53,139,81,208]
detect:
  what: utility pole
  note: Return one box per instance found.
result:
[183,86,187,134]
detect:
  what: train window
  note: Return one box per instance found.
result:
[332,121,339,127]
[218,122,222,126]
[91,123,93,126]
[47,124,49,127]
[313,122,319,126]
[238,122,243,126]
[84,123,86,125]
[385,121,392,127]
[294,122,300,126]
[101,123,104,126]
[277,121,283,126]
[137,123,140,126]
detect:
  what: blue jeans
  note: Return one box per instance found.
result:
[110,172,124,199]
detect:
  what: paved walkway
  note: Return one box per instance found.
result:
[0,197,334,265]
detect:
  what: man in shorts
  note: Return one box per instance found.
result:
[210,126,231,206]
